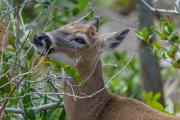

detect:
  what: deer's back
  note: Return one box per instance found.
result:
[98,95,179,120]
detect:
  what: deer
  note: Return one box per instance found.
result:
[33,18,179,120]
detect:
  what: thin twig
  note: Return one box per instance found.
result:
[30,88,59,102]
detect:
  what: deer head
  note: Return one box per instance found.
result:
[33,18,129,67]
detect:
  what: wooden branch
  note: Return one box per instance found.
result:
[4,108,24,114]
[1,103,64,115]
[141,0,180,14]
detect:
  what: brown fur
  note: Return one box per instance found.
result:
[34,19,180,120]
[64,60,178,120]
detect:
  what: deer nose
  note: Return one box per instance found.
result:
[33,33,51,48]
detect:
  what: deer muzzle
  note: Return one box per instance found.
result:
[33,33,52,55]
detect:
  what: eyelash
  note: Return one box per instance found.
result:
[71,37,86,44]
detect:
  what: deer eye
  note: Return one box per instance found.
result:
[72,37,86,44]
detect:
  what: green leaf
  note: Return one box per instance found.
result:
[160,34,168,40]
[0,76,11,94]
[78,0,89,12]
[72,7,80,16]
[27,109,36,120]
[42,96,48,118]
[43,100,63,120]
[1,63,10,74]
[151,93,164,111]
[152,41,161,51]
[83,9,94,21]
[59,109,66,120]
[161,19,174,37]
[170,32,180,45]
[100,18,108,25]
[152,26,161,35]
[64,65,84,85]
[143,92,165,112]
[167,47,177,58]
[153,92,161,101]
[135,30,143,40]
[135,31,145,40]
[167,23,174,34]
[143,92,153,105]
[21,83,34,120]
[151,101,164,112]
[162,52,169,59]
[44,59,84,85]
[142,27,149,40]
[135,28,149,42]
[173,59,180,69]
[160,17,168,26]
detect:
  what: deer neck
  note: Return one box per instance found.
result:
[63,58,110,120]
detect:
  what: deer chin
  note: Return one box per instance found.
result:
[34,44,77,66]
[47,52,78,66]
[34,44,55,56]
[34,45,46,55]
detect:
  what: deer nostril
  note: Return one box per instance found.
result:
[33,33,51,48]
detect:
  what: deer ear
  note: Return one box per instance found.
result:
[101,29,130,50]
[87,17,100,32]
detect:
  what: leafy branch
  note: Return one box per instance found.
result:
[136,18,180,68]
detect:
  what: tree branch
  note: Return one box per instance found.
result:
[1,103,64,115]
[141,0,180,14]
[30,88,59,102]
